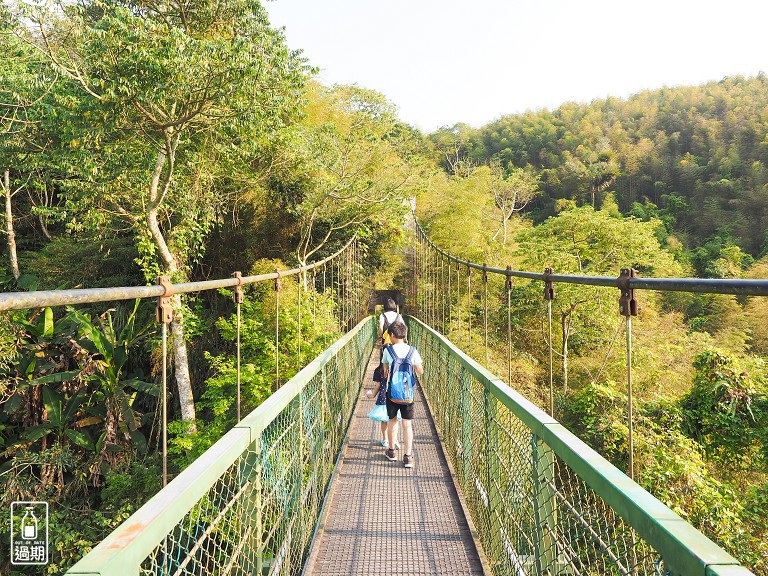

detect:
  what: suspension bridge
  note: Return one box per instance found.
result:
[2,226,765,576]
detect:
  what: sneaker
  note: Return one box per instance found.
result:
[385,448,396,461]
[381,439,401,449]
[380,439,387,447]
[403,454,413,468]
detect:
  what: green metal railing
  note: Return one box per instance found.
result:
[50,216,758,575]
[67,316,375,576]
[408,316,753,576]
[410,219,768,483]
[65,313,756,576]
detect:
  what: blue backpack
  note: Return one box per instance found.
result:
[385,345,416,404]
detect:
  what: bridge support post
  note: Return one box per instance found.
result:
[294,386,306,573]
[531,433,557,574]
[438,343,450,436]
[459,366,473,487]
[484,387,503,567]
[243,438,263,576]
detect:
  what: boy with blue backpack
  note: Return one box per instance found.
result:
[381,321,424,468]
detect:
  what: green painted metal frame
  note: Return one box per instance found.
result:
[66,312,755,576]
[66,316,375,576]
[407,316,754,576]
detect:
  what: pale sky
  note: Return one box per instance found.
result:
[265,0,768,133]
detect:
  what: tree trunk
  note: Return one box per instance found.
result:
[170,294,196,429]
[148,207,197,432]
[502,214,508,244]
[4,170,20,280]
[38,214,52,241]
[147,146,197,432]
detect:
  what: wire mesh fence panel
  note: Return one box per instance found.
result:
[408,317,751,576]
[68,317,375,576]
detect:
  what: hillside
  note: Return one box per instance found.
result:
[435,75,768,275]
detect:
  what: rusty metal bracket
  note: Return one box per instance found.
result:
[156,276,174,324]
[543,268,556,301]
[482,263,488,284]
[505,266,514,291]
[617,268,639,316]
[273,269,281,292]
[233,271,244,304]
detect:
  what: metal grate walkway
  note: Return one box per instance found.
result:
[303,351,486,576]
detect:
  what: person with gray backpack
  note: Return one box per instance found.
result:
[381,320,424,469]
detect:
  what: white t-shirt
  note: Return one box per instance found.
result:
[379,311,401,334]
[382,343,423,367]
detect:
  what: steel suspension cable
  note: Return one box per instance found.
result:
[626,315,634,480]
[297,271,302,369]
[429,243,435,326]
[506,267,513,386]
[456,261,461,345]
[483,264,489,367]
[330,257,335,332]
[447,253,452,337]
[233,271,244,422]
[323,263,328,349]
[426,241,431,325]
[544,269,555,417]
[312,269,317,345]
[467,265,472,354]
[441,253,447,334]
[419,229,424,318]
[162,322,168,487]
[275,270,281,391]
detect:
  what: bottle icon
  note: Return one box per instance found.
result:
[21,507,38,540]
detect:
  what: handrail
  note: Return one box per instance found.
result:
[0,235,357,312]
[408,316,755,576]
[413,217,768,296]
[67,315,375,575]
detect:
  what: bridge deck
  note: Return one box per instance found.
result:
[303,350,485,576]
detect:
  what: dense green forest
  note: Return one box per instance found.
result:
[419,77,768,573]
[432,75,768,273]
[1,0,767,573]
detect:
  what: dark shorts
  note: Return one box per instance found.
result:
[386,398,414,420]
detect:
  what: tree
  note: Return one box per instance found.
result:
[515,202,681,391]
[485,161,539,244]
[578,144,620,208]
[277,84,425,267]
[681,351,768,469]
[417,169,500,263]
[0,8,59,279]
[20,0,307,429]
[429,123,480,177]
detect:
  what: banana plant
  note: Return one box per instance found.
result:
[10,305,82,391]
[67,300,158,456]
[18,305,54,338]
[22,386,95,451]
[3,306,81,455]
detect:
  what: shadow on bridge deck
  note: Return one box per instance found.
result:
[303,350,487,576]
